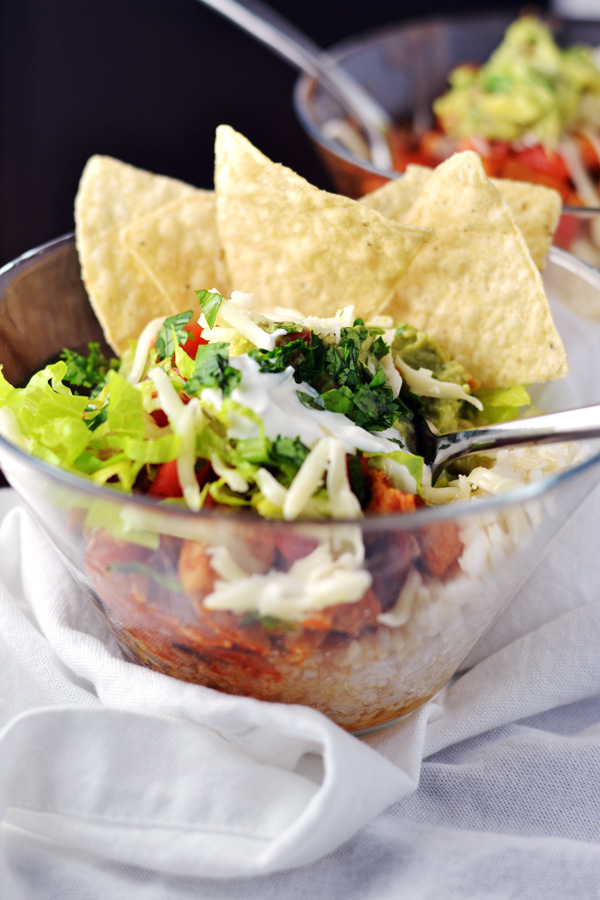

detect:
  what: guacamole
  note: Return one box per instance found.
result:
[392,324,476,435]
[433,17,600,147]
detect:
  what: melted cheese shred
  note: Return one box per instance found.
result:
[393,356,483,410]
[148,367,204,511]
[203,525,371,619]
[126,316,167,385]
[204,299,285,351]
[283,437,361,521]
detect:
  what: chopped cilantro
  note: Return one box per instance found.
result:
[251,322,419,434]
[268,436,310,486]
[196,289,223,328]
[371,336,389,360]
[347,454,368,507]
[249,331,325,384]
[296,391,326,411]
[60,343,118,395]
[317,386,354,415]
[185,343,242,396]
[155,311,194,359]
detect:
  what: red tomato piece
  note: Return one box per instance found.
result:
[456,138,510,176]
[509,145,571,183]
[149,459,213,499]
[150,409,169,428]
[182,320,209,359]
[148,460,183,498]
[498,157,571,200]
[553,208,580,250]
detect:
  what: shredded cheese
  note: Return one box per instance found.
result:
[283,438,330,520]
[216,300,284,350]
[255,467,288,508]
[262,305,356,343]
[326,440,362,519]
[203,531,371,620]
[126,316,167,385]
[394,356,483,410]
[148,368,204,511]
[210,453,249,494]
[379,352,403,399]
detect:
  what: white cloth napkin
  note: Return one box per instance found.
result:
[2,294,600,897]
[2,485,600,898]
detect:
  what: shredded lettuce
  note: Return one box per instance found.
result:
[475,385,531,424]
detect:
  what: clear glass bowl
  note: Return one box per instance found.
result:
[294,13,600,265]
[1,235,600,734]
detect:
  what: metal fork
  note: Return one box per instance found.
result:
[415,403,600,484]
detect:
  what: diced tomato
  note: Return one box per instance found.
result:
[150,389,191,430]
[149,319,208,361]
[195,459,213,487]
[151,408,169,428]
[498,157,571,199]
[182,320,209,359]
[388,129,434,173]
[415,129,455,166]
[457,138,511,177]
[553,205,581,251]
[149,460,183,498]
[506,144,570,182]
[148,458,212,499]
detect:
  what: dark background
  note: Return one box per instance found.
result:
[0,0,548,266]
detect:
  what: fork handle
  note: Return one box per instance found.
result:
[433,403,600,476]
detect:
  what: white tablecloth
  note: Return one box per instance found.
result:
[1,477,600,899]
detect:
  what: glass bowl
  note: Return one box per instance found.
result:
[294,13,600,265]
[1,235,600,735]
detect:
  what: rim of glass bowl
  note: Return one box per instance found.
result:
[1,233,600,533]
[292,13,600,215]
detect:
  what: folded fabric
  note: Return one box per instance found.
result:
[1,472,600,887]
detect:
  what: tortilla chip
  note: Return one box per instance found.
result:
[75,155,198,352]
[487,176,562,270]
[361,163,562,270]
[214,125,433,319]
[121,193,230,315]
[360,166,432,221]
[382,152,568,388]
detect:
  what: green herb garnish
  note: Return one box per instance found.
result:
[155,311,194,359]
[196,289,224,328]
[186,343,242,396]
[60,343,118,395]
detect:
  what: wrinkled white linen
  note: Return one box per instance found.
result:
[2,293,600,898]
[1,480,600,898]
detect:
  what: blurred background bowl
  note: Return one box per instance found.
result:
[2,235,600,734]
[294,12,600,264]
